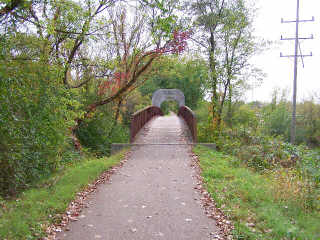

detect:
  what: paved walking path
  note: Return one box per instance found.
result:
[58,114,218,240]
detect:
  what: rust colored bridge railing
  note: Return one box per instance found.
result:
[178,106,197,142]
[130,106,164,142]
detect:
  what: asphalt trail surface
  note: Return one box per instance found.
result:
[57,114,218,240]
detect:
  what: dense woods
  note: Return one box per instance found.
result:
[0,0,319,239]
[0,0,189,195]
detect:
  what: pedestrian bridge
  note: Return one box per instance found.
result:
[130,89,197,143]
[59,90,218,240]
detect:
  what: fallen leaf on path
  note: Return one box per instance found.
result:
[130,228,137,233]
[69,217,78,222]
[190,150,234,240]
[154,232,164,237]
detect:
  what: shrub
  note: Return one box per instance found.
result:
[76,110,129,157]
[160,100,179,115]
[298,149,320,210]
[263,103,291,139]
[0,61,81,196]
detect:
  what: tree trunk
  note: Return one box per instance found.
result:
[107,98,123,139]
[70,54,157,151]
[209,31,219,126]
[226,84,232,127]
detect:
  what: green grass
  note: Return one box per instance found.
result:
[0,150,127,240]
[194,145,320,240]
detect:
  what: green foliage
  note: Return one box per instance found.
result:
[232,104,259,129]
[296,100,320,146]
[160,100,179,115]
[76,109,129,157]
[139,55,207,110]
[262,102,291,139]
[196,101,215,142]
[121,90,151,126]
[194,146,320,240]
[0,56,83,195]
[196,98,320,214]
[140,0,183,39]
[300,149,320,184]
[0,0,149,196]
[189,0,263,128]
[0,150,126,239]
[298,149,320,210]
[236,137,296,171]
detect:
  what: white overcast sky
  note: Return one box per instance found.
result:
[247,0,319,102]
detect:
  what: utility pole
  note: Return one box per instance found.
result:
[280,0,314,144]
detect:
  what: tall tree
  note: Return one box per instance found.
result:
[0,0,188,193]
[72,2,191,135]
[216,0,259,126]
[188,0,261,129]
[188,0,226,127]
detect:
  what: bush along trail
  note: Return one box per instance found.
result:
[193,145,320,240]
[0,150,128,240]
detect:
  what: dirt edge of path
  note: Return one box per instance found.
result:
[43,150,132,240]
[43,145,233,240]
[189,148,234,240]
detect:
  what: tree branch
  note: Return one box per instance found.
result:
[0,0,23,20]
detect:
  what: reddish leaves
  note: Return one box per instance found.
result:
[97,30,191,97]
[157,30,192,54]
[98,71,131,96]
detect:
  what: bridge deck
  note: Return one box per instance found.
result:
[58,114,218,240]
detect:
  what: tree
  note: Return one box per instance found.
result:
[216,0,259,126]
[139,55,207,110]
[188,0,226,127]
[1,0,190,146]
[72,3,191,139]
[0,0,189,194]
[188,0,262,130]
[0,0,25,22]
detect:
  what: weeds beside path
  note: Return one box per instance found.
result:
[0,151,127,240]
[194,145,320,240]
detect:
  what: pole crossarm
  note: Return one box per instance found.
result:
[281,34,313,40]
[280,52,312,58]
[281,16,314,23]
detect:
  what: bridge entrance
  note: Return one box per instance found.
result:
[152,89,185,108]
[160,100,179,115]
[112,89,217,154]
[130,89,197,143]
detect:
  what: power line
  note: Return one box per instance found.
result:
[280,0,314,144]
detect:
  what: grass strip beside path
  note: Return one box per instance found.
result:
[0,151,127,240]
[193,145,320,240]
